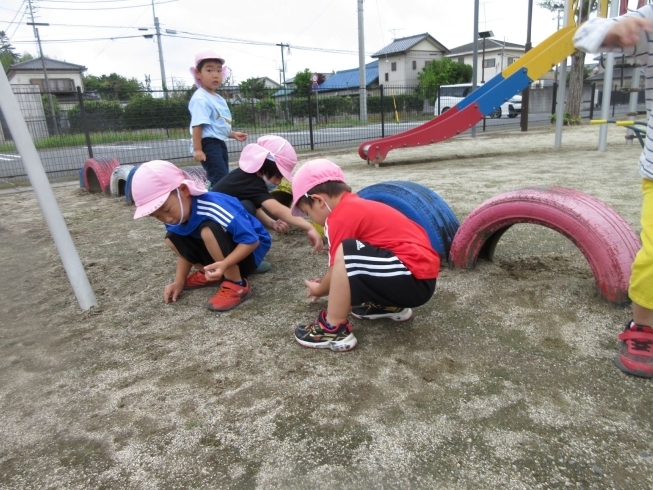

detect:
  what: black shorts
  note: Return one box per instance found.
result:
[342,239,436,307]
[165,220,257,278]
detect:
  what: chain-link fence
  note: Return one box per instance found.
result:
[0,83,645,185]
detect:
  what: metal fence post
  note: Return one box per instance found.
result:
[307,89,314,151]
[551,82,558,115]
[589,83,596,121]
[77,86,93,159]
[380,85,385,138]
[437,86,441,116]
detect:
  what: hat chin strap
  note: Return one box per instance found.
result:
[176,188,185,225]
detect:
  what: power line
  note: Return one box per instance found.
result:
[36,0,176,10]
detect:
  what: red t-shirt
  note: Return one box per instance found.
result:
[325,193,440,279]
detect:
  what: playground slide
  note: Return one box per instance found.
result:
[359,26,579,163]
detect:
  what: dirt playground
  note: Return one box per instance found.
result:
[1,125,652,489]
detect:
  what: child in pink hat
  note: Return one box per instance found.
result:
[132,160,271,311]
[188,50,248,188]
[212,135,323,257]
[290,159,440,352]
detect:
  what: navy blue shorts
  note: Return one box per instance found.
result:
[201,137,229,187]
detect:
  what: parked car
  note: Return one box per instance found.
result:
[434,83,521,119]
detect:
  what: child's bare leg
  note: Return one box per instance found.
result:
[200,226,242,282]
[633,302,653,326]
[326,244,351,325]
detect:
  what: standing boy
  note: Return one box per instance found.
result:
[574,6,653,377]
[188,50,248,187]
[289,159,440,352]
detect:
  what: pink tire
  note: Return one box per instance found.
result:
[83,157,120,194]
[181,165,209,190]
[449,186,640,304]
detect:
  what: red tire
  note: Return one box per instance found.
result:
[83,157,120,194]
[449,186,640,304]
[181,165,209,190]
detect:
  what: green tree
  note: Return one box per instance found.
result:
[19,52,33,62]
[539,0,598,121]
[239,77,267,99]
[83,73,144,100]
[0,31,20,71]
[293,68,313,95]
[418,57,473,101]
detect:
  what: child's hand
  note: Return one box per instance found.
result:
[304,278,323,302]
[163,281,184,304]
[272,220,289,233]
[231,131,248,142]
[307,227,324,252]
[205,262,225,281]
[605,16,653,47]
[193,150,206,162]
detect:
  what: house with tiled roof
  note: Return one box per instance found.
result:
[371,33,449,86]
[446,39,525,85]
[7,57,87,93]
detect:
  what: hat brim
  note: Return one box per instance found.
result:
[134,190,170,219]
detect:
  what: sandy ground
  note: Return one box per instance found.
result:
[1,124,652,489]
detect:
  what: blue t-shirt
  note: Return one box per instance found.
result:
[165,192,271,267]
[188,88,232,147]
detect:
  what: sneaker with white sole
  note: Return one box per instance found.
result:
[295,309,357,352]
[351,302,413,321]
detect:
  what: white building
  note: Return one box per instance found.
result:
[446,39,526,85]
[371,33,449,86]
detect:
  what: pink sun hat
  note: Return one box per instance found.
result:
[290,159,346,216]
[132,160,207,219]
[238,135,297,182]
[189,50,228,89]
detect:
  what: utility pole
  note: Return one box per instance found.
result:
[520,0,533,132]
[277,43,290,123]
[151,0,167,97]
[471,0,479,138]
[357,0,367,122]
[27,0,58,135]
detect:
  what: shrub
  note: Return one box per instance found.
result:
[67,100,123,133]
[122,96,189,130]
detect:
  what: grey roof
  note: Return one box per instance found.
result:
[8,57,86,72]
[448,39,525,56]
[372,33,448,58]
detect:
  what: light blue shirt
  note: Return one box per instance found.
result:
[188,88,232,151]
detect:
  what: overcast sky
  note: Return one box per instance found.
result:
[3,0,582,90]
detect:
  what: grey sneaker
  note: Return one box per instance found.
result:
[351,303,413,321]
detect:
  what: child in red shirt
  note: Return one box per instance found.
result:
[290,159,440,352]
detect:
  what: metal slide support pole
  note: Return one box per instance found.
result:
[0,67,97,310]
[554,0,571,148]
[626,66,642,144]
[598,0,620,151]
[471,0,480,138]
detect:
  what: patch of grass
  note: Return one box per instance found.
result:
[0,128,190,152]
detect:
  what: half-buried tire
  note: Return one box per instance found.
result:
[124,164,141,205]
[358,181,459,260]
[83,157,120,194]
[448,186,640,305]
[110,164,135,197]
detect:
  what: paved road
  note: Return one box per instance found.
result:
[0,107,639,183]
